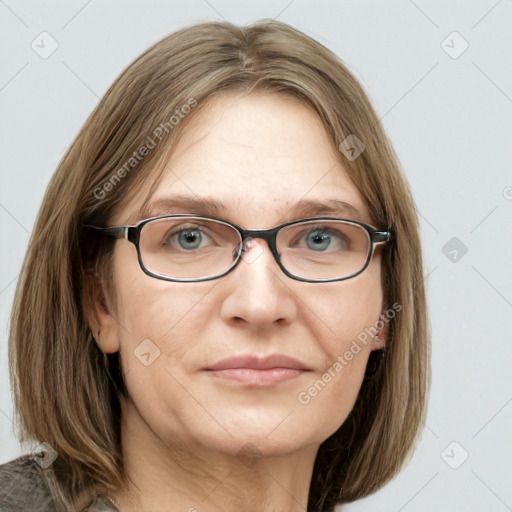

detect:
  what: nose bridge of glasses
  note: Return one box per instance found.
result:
[238,228,279,254]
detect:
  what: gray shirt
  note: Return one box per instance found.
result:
[0,456,118,512]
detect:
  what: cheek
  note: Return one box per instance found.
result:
[292,259,384,431]
[111,244,179,363]
[111,244,219,377]
[311,257,384,361]
[113,241,187,333]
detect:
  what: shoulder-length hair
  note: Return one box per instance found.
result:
[9,19,430,512]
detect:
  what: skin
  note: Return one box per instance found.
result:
[90,92,386,512]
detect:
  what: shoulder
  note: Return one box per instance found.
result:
[0,455,56,512]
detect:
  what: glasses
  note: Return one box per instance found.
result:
[87,215,391,283]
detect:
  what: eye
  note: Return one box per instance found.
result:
[163,225,214,250]
[297,227,349,252]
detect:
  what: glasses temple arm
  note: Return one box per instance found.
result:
[84,225,128,240]
[372,231,392,243]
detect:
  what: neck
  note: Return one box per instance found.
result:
[109,399,318,512]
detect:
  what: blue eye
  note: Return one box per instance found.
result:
[306,230,331,251]
[177,229,203,250]
[163,226,213,250]
[301,227,348,252]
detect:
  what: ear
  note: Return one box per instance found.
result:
[83,269,120,354]
[373,311,388,351]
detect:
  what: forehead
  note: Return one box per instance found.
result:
[118,92,372,226]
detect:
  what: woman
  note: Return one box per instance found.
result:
[3,20,430,512]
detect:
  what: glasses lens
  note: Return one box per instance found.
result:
[139,217,242,279]
[277,220,371,280]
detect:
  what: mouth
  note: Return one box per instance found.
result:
[203,354,313,387]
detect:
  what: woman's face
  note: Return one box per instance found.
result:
[102,92,385,459]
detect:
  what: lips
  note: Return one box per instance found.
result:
[203,354,313,386]
[205,354,313,371]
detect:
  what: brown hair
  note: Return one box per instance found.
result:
[9,20,430,511]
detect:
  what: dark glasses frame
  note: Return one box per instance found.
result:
[86,214,392,283]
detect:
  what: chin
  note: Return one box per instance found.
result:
[184,409,328,458]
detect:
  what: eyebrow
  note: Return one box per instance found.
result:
[135,195,370,225]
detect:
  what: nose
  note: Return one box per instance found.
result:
[220,237,297,329]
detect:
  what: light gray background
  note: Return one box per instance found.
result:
[1,1,511,510]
